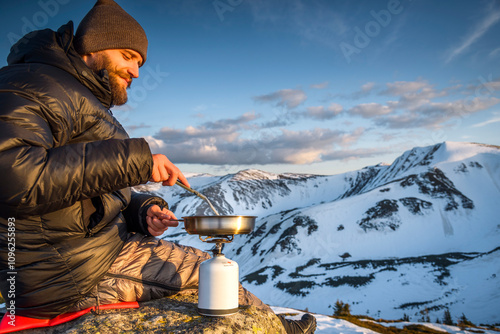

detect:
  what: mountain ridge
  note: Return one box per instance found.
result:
[136,141,499,325]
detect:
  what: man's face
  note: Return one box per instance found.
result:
[83,49,143,106]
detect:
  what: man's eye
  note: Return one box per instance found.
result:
[122,53,131,60]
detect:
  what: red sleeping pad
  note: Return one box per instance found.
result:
[0,302,139,333]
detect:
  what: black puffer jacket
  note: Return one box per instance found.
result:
[0,22,166,318]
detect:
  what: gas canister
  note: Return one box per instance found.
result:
[198,253,239,316]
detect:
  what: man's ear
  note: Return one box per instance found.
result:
[81,53,94,66]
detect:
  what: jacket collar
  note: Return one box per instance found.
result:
[7,21,113,109]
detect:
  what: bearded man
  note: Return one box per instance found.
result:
[0,1,316,333]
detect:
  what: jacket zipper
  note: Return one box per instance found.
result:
[104,273,197,292]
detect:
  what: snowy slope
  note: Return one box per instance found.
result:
[272,306,500,334]
[139,141,500,325]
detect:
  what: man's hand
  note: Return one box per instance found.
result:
[150,154,190,187]
[146,205,179,237]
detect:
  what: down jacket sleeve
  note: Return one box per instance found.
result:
[0,73,153,218]
[123,192,169,236]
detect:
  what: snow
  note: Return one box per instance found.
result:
[271,306,500,334]
[272,306,500,334]
[271,306,380,334]
[373,320,500,334]
[149,141,500,325]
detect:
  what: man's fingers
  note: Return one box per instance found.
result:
[148,206,177,220]
[149,168,160,182]
[161,219,179,228]
[151,218,165,231]
[158,166,169,183]
[150,154,190,188]
[146,212,178,236]
[147,215,163,231]
[159,209,177,221]
[161,168,178,186]
[177,172,190,188]
[147,226,163,237]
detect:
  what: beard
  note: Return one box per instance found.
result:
[86,53,131,106]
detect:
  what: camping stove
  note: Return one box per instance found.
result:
[182,215,257,317]
[197,235,239,316]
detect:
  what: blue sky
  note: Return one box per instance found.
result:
[1,0,499,176]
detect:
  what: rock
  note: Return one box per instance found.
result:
[22,293,286,334]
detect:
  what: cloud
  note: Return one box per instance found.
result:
[337,80,446,119]
[465,77,500,96]
[262,128,352,164]
[258,103,343,128]
[330,82,376,100]
[471,114,500,128]
[155,112,258,144]
[202,112,258,130]
[349,103,393,118]
[378,79,452,112]
[374,97,500,129]
[380,80,430,96]
[146,123,368,165]
[303,103,343,120]
[310,81,329,89]
[125,123,151,132]
[258,102,343,128]
[351,82,376,99]
[259,116,295,129]
[144,74,499,169]
[253,88,307,109]
[489,47,500,58]
[342,78,500,129]
[445,2,500,63]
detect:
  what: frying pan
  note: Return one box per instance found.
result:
[175,181,257,235]
[182,215,256,235]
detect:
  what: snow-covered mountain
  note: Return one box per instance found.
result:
[135,141,500,325]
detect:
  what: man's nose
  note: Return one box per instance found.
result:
[128,64,139,78]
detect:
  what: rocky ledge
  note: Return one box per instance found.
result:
[20,294,285,334]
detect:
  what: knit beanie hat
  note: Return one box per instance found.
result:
[74,0,148,63]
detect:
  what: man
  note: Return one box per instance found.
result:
[0,1,316,333]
